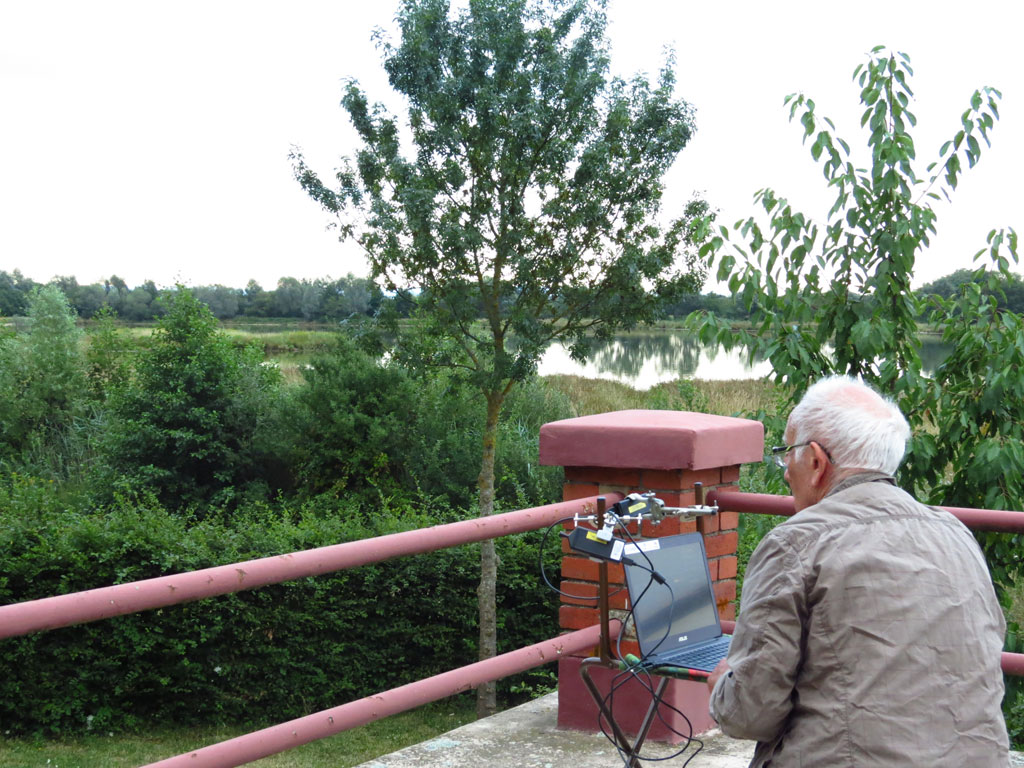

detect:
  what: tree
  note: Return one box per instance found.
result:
[320,274,376,320]
[289,334,419,499]
[105,287,282,512]
[241,280,276,317]
[274,277,304,318]
[918,268,1024,315]
[0,270,35,317]
[85,306,133,402]
[293,0,705,715]
[693,47,1020,560]
[194,284,241,319]
[0,286,90,477]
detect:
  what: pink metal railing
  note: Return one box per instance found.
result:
[0,493,623,768]
[708,488,1024,534]
[707,488,1024,677]
[5,486,1023,766]
[145,621,617,768]
[0,495,619,639]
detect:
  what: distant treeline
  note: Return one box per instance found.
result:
[0,272,391,322]
[3,267,1023,322]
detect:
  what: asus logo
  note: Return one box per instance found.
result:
[678,635,688,642]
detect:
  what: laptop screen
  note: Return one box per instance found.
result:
[624,533,721,656]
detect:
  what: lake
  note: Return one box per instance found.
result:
[264,329,953,390]
[536,332,953,390]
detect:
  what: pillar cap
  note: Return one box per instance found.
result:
[539,409,765,471]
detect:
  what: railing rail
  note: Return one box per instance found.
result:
[708,488,1024,533]
[2,494,623,767]
[0,494,621,640]
[143,621,617,768]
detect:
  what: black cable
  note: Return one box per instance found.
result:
[604,507,677,659]
[537,516,626,601]
[540,508,705,766]
[599,662,705,766]
[598,508,706,766]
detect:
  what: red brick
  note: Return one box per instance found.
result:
[619,519,640,536]
[561,556,626,584]
[721,465,741,483]
[641,516,697,537]
[716,555,738,580]
[560,604,600,630]
[703,531,738,558]
[718,602,736,622]
[697,512,720,534]
[644,490,696,510]
[564,466,594,482]
[562,482,600,502]
[714,579,737,606]
[681,468,723,488]
[560,580,629,610]
[560,580,600,605]
[718,511,739,531]
[640,469,686,490]
[707,559,719,581]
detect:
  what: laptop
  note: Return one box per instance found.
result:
[622,532,731,674]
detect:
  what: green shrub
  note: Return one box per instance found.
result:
[0,480,559,736]
[102,288,283,512]
[84,306,133,402]
[287,335,421,502]
[399,374,570,510]
[0,286,94,480]
[290,338,570,510]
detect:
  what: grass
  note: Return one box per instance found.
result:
[543,374,779,419]
[0,697,476,768]
[220,329,339,354]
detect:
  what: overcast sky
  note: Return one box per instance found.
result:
[2,0,1020,292]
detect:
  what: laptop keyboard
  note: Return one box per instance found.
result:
[653,635,731,671]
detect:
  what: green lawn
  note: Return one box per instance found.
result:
[0,696,476,768]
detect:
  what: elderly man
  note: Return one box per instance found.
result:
[707,376,1009,766]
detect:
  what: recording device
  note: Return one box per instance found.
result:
[564,526,630,562]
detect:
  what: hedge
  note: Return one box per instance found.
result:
[0,484,561,736]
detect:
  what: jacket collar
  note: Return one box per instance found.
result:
[826,470,897,499]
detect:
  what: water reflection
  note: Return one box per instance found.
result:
[538,332,952,390]
[919,334,950,374]
[538,333,772,389]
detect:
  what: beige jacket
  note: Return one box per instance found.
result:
[710,473,1009,767]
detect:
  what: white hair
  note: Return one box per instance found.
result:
[788,376,910,475]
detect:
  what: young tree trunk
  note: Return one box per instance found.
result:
[475,390,503,718]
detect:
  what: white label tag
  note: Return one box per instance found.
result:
[623,540,661,556]
[611,539,625,561]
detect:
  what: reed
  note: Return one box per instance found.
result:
[543,374,778,419]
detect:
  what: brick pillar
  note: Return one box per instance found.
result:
[538,409,764,741]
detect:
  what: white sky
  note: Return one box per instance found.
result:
[1,0,1020,292]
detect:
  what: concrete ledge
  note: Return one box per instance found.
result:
[539,410,764,471]
[353,691,754,768]
[353,691,1024,768]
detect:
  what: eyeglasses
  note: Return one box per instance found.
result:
[769,441,835,469]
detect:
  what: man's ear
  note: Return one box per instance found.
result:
[809,441,831,487]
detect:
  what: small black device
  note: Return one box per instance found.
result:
[563,526,629,562]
